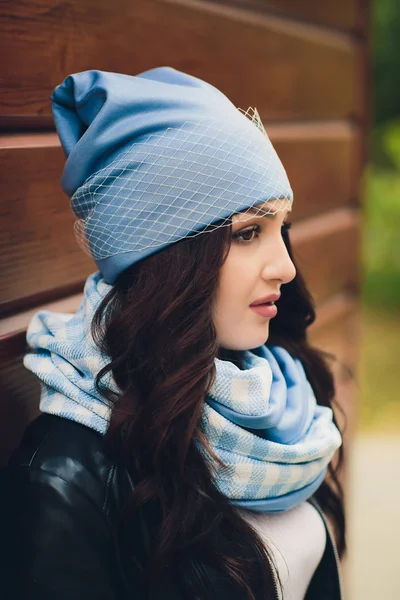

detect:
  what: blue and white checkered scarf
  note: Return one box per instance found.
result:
[24,272,341,513]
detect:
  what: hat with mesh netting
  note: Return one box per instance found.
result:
[52,67,293,284]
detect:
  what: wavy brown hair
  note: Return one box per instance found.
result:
[92,221,345,599]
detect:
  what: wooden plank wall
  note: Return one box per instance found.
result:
[0,0,368,464]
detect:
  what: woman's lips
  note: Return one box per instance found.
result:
[250,303,278,318]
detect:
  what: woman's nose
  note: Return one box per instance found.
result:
[261,238,296,284]
[282,253,297,284]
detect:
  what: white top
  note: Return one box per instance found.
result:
[239,501,326,600]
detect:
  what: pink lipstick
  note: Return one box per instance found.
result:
[250,293,280,319]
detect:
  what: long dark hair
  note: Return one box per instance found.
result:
[92,221,346,599]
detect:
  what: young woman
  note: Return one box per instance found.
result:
[3,67,345,599]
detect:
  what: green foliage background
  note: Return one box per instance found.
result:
[373,0,400,128]
[360,0,400,431]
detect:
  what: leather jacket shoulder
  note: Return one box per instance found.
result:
[2,414,138,600]
[1,414,343,600]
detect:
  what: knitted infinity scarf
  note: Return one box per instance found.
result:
[24,272,341,513]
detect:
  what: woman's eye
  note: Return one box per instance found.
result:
[232,225,260,244]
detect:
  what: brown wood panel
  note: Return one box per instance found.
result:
[0,125,359,310]
[291,208,360,306]
[0,0,361,121]
[311,292,359,369]
[271,122,360,219]
[0,135,95,311]
[310,295,360,444]
[219,0,362,33]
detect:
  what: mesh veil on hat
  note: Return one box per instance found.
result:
[52,67,293,284]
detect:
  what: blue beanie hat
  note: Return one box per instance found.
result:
[52,67,292,284]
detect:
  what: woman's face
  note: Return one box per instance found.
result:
[213,200,296,351]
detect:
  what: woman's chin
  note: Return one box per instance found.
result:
[222,330,270,351]
[245,324,270,347]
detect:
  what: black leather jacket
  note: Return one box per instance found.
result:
[1,414,343,600]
